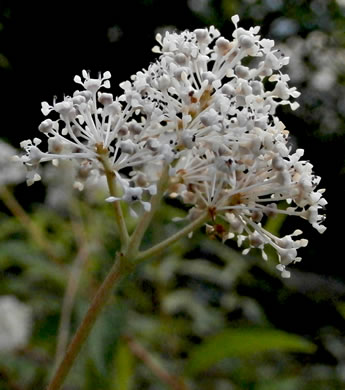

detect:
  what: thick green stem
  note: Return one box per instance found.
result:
[46,253,130,390]
[135,211,209,264]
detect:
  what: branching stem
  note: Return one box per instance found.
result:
[135,211,209,264]
[46,156,209,390]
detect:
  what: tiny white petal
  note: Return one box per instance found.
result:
[105,196,117,203]
[231,15,240,25]
[142,201,151,212]
[74,75,82,84]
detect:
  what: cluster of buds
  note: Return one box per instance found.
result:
[16,15,326,277]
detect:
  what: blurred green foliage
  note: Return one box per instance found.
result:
[185,328,316,375]
[0,190,343,390]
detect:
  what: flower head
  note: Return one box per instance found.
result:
[0,295,32,352]
[17,15,326,277]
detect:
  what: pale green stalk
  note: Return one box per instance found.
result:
[97,146,129,250]
[127,165,169,259]
[134,211,209,264]
[46,154,209,390]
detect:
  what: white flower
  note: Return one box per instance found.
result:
[0,295,32,352]
[17,15,326,277]
[0,141,26,187]
[106,172,157,217]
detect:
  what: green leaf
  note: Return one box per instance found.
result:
[0,241,66,286]
[221,0,240,19]
[336,302,345,320]
[111,341,134,390]
[84,300,128,377]
[255,376,301,390]
[0,53,10,68]
[185,328,317,375]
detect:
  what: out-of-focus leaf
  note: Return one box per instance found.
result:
[221,0,240,19]
[255,376,300,390]
[0,213,23,239]
[111,340,134,390]
[0,241,66,286]
[83,300,128,377]
[264,213,287,236]
[163,289,225,335]
[0,53,10,68]
[0,354,38,387]
[185,328,317,375]
[84,357,108,390]
[336,301,345,320]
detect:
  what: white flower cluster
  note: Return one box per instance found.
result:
[17,15,326,277]
[0,295,32,352]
